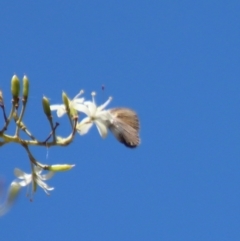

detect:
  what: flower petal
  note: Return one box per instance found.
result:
[18,178,32,187]
[56,107,66,117]
[95,120,108,138]
[72,98,84,105]
[84,101,97,115]
[14,168,25,178]
[77,117,93,135]
[14,168,29,179]
[34,166,43,174]
[36,178,53,190]
[98,97,112,111]
[50,104,66,117]
[95,110,111,122]
[73,103,91,116]
[71,100,84,109]
[50,104,63,111]
[36,179,54,194]
[40,171,55,181]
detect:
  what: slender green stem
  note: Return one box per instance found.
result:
[0,102,15,133]
[21,143,48,169]
[67,113,73,129]
[46,116,56,142]
[0,112,78,147]
[12,112,36,140]
[0,104,8,123]
[15,100,27,137]
[42,122,59,143]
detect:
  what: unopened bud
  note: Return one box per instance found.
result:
[62,92,70,112]
[11,75,20,99]
[42,96,51,117]
[48,164,75,172]
[22,75,29,100]
[69,107,78,119]
[0,182,21,216]
[6,182,21,205]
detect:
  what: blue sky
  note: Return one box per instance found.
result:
[0,1,240,240]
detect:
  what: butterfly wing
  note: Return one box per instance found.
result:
[109,108,140,148]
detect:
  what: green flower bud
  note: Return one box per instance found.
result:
[22,75,29,100]
[6,182,21,205]
[48,164,75,172]
[42,96,51,117]
[11,75,20,99]
[69,106,78,119]
[62,92,70,112]
[0,181,21,216]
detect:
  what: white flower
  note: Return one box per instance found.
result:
[50,90,84,117]
[76,92,141,148]
[0,166,54,215]
[76,92,112,138]
[14,166,54,196]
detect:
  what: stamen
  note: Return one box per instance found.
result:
[91,92,96,105]
[98,96,112,111]
[74,90,84,99]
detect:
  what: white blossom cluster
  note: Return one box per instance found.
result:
[0,88,140,216]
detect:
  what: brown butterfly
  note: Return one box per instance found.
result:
[108,108,140,148]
